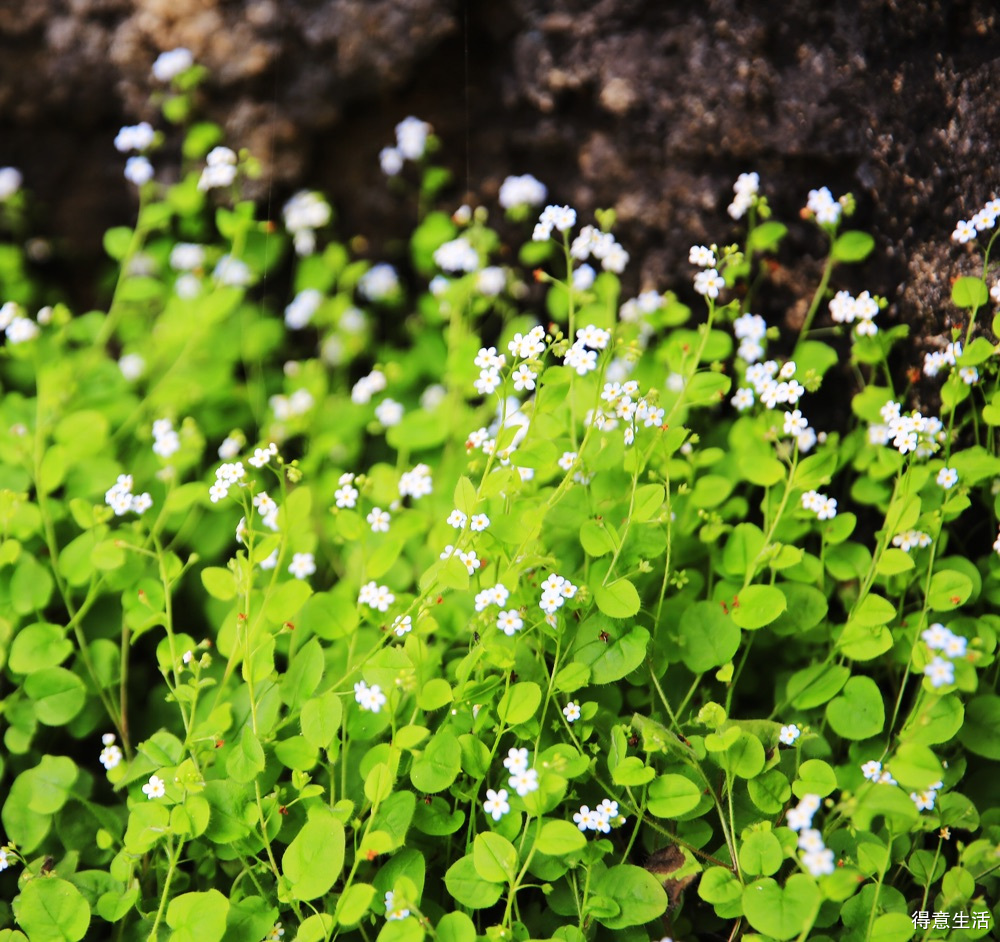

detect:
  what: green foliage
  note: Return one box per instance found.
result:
[0,70,998,942]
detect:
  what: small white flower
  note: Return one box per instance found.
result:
[447,509,468,529]
[142,774,166,799]
[499,174,547,209]
[936,467,958,489]
[861,760,883,782]
[124,156,154,186]
[924,656,954,688]
[384,889,410,921]
[483,787,511,821]
[395,116,431,160]
[689,244,716,267]
[779,724,801,746]
[801,848,835,877]
[558,451,578,471]
[367,507,391,533]
[152,47,194,82]
[288,552,316,580]
[496,610,524,636]
[508,768,539,797]
[694,268,725,298]
[99,743,123,770]
[391,615,412,637]
[354,680,387,713]
[563,702,581,722]
[470,513,490,532]
[380,146,404,176]
[503,747,529,774]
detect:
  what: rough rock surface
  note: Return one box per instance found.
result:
[2,0,999,381]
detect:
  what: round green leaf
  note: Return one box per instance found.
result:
[473,832,518,883]
[434,912,477,942]
[14,878,91,942]
[730,585,786,630]
[497,682,541,725]
[793,760,837,798]
[826,675,885,740]
[739,830,784,876]
[335,883,375,927]
[9,622,72,674]
[742,875,820,940]
[927,569,973,611]
[832,230,875,263]
[24,667,86,725]
[951,275,988,309]
[444,855,504,908]
[282,814,346,901]
[536,819,587,856]
[647,774,702,818]
[593,578,641,618]
[590,865,668,929]
[410,730,461,792]
[889,743,943,790]
[677,602,740,672]
[958,695,1000,759]
[166,889,229,942]
[870,912,916,942]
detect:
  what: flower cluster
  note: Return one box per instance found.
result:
[284,288,323,329]
[379,116,432,175]
[727,171,759,220]
[198,146,237,191]
[209,461,246,503]
[532,205,577,242]
[570,225,629,273]
[734,312,767,363]
[499,173,547,209]
[105,474,153,516]
[0,302,40,344]
[439,544,481,574]
[288,552,315,580]
[358,581,395,612]
[922,622,967,688]
[786,795,834,876]
[828,289,879,336]
[152,417,180,458]
[358,263,400,302]
[502,747,539,797]
[950,197,1000,243]
[891,529,932,553]
[573,798,625,833]
[539,573,577,616]
[99,733,123,770]
[922,340,963,379]
[270,389,314,421]
[563,323,610,376]
[351,369,388,405]
[801,489,837,520]
[473,344,507,396]
[114,122,155,154]
[354,679,387,713]
[433,237,479,273]
[806,186,843,226]
[869,400,943,456]
[384,890,410,921]
[591,380,665,447]
[0,167,23,201]
[474,582,510,612]
[398,463,433,499]
[283,191,332,256]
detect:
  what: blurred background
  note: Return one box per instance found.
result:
[1,0,998,376]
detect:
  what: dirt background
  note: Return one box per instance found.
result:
[2,0,999,377]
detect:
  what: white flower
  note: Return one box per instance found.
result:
[503,747,529,774]
[477,266,506,296]
[0,167,23,200]
[259,549,279,570]
[152,47,194,81]
[380,147,404,176]
[694,268,725,298]
[563,343,598,375]
[540,204,577,232]
[563,702,581,722]
[5,317,39,344]
[351,369,388,405]
[483,787,511,821]
[508,768,539,796]
[284,289,322,329]
[214,255,252,286]
[558,451,578,471]
[959,366,979,385]
[124,156,154,186]
[496,610,523,636]
[937,467,958,489]
[398,463,433,499]
[374,398,404,427]
[512,363,536,391]
[861,760,883,782]
[470,513,490,532]
[689,244,716,267]
[395,116,431,160]
[354,680,387,712]
[731,387,754,411]
[198,149,238,190]
[924,656,954,688]
[391,615,412,637]
[783,410,808,436]
[573,263,596,290]
[114,122,155,154]
[474,346,506,369]
[358,263,400,302]
[367,508,391,533]
[142,774,166,799]
[434,237,479,273]
[779,724,801,746]
[475,367,502,395]
[951,219,977,243]
[99,742,123,770]
[447,509,468,529]
[499,174,547,209]
[801,848,835,877]
[911,790,937,811]
[263,923,285,941]
[288,553,316,580]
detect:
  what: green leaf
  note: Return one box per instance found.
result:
[226,726,266,783]
[826,676,885,739]
[417,678,453,712]
[677,602,740,672]
[832,230,875,263]
[23,755,78,814]
[280,638,324,709]
[103,226,134,261]
[730,585,786,630]
[554,662,590,693]
[722,524,765,580]
[473,832,518,883]
[301,689,343,749]
[899,694,963,746]
[958,695,1000,759]
[956,336,996,366]
[647,774,702,818]
[410,730,461,792]
[14,878,91,942]
[434,912,477,942]
[25,667,87,725]
[590,864,668,929]
[9,622,72,673]
[786,663,849,710]
[793,760,837,798]
[854,593,896,626]
[282,812,346,900]
[870,912,917,942]
[200,566,236,601]
[927,569,973,611]
[889,742,943,790]
[498,681,542,725]
[335,883,375,927]
[574,625,649,683]
[536,819,587,856]
[579,520,617,557]
[444,855,504,908]
[742,875,820,940]
[166,890,229,942]
[611,756,656,786]
[593,578,641,618]
[739,831,784,876]
[221,898,277,942]
[951,276,988,309]
[748,221,788,254]
[632,484,665,522]
[274,736,318,772]
[124,802,171,853]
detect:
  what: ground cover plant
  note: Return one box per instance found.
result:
[1,51,999,942]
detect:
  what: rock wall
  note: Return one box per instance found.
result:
[2,0,999,372]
